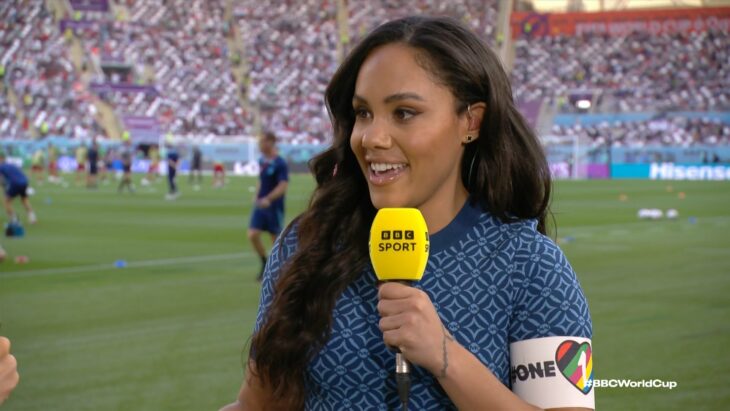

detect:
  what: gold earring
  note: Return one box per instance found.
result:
[466,135,473,143]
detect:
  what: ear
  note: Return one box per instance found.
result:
[460,102,487,144]
[466,102,486,134]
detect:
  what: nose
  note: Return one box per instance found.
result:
[360,119,392,150]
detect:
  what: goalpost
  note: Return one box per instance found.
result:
[540,133,596,180]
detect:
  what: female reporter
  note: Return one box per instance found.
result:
[222,16,592,410]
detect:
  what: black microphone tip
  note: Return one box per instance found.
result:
[396,372,411,410]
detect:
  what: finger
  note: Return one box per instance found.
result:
[378,312,414,332]
[0,368,18,400]
[0,353,17,376]
[377,282,417,300]
[382,329,418,354]
[376,297,413,317]
[381,328,403,349]
[0,337,9,358]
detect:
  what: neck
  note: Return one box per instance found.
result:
[418,185,469,235]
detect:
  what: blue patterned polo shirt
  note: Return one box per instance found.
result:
[254,199,592,410]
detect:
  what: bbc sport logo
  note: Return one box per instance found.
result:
[587,379,678,390]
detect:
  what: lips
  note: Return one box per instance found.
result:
[368,162,408,185]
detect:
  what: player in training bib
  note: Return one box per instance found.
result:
[247,131,289,281]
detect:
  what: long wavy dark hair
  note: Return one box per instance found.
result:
[249,16,551,409]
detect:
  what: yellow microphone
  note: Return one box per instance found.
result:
[369,208,430,281]
[369,208,430,411]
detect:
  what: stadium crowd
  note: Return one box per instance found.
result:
[1,1,104,140]
[234,0,498,144]
[549,116,730,148]
[512,30,730,113]
[234,0,340,144]
[77,0,247,137]
[1,0,728,147]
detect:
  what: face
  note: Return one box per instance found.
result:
[259,137,274,157]
[350,43,471,230]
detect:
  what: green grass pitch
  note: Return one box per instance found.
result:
[1,174,728,410]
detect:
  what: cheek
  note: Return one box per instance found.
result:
[409,132,461,164]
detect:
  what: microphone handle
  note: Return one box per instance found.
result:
[395,351,410,374]
[395,352,411,410]
[391,280,413,376]
[382,280,413,409]
[388,280,415,371]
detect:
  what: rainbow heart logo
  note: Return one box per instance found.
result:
[555,340,593,394]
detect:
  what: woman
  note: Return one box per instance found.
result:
[222,16,592,410]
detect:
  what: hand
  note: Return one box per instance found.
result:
[377,282,447,375]
[256,197,271,208]
[0,337,19,405]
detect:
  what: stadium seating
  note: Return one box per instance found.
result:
[549,116,730,148]
[0,1,103,139]
[79,0,246,137]
[0,0,727,147]
[234,0,498,144]
[511,30,730,113]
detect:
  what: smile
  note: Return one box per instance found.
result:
[368,162,408,185]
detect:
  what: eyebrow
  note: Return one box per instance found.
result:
[352,92,425,105]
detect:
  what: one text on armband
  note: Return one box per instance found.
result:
[510,337,594,408]
[511,361,558,384]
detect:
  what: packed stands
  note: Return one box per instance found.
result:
[1,0,727,151]
[76,0,246,138]
[234,0,340,144]
[1,1,104,139]
[549,116,730,148]
[234,0,498,143]
[511,30,730,113]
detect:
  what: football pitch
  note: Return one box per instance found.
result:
[1,174,728,410]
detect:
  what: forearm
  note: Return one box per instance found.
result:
[263,181,288,202]
[437,340,540,411]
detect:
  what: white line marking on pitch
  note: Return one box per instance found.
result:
[1,252,254,279]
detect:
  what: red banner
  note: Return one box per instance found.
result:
[511,7,730,38]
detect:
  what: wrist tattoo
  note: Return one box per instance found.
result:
[438,325,455,379]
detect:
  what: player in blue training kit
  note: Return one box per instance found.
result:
[248,132,288,281]
[0,152,37,224]
[165,142,180,200]
[117,139,135,194]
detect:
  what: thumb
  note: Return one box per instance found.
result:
[0,337,9,358]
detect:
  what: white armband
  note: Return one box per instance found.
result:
[510,336,594,409]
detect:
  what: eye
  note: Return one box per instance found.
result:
[354,107,371,120]
[394,108,417,122]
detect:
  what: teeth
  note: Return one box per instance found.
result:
[370,163,406,172]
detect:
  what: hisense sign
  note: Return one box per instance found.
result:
[649,163,730,181]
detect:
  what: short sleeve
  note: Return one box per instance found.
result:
[509,229,592,342]
[253,225,298,333]
[275,158,289,183]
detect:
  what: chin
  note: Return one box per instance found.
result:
[368,188,409,209]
